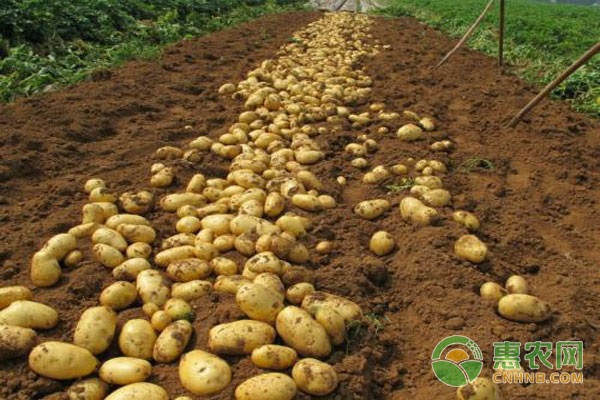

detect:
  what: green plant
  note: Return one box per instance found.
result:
[345,312,390,353]
[385,178,415,193]
[458,157,495,172]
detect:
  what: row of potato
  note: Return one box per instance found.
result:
[0,12,392,400]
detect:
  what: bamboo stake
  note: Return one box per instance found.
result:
[499,0,505,68]
[509,42,600,128]
[436,0,496,68]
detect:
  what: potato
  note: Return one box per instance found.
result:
[161,233,196,250]
[498,294,551,323]
[189,136,213,151]
[480,282,507,303]
[100,357,152,385]
[186,174,207,193]
[391,164,408,175]
[179,350,231,395]
[202,214,234,235]
[136,270,170,306]
[155,246,196,267]
[42,233,77,260]
[119,190,154,215]
[505,275,528,294]
[113,257,151,281]
[105,383,168,400]
[119,319,156,360]
[369,231,395,256]
[235,373,297,400]
[151,167,174,188]
[160,193,206,212]
[396,124,423,141]
[286,283,315,305]
[118,224,157,244]
[127,242,152,259]
[236,282,284,323]
[209,320,276,355]
[100,281,137,310]
[175,216,201,234]
[93,243,125,268]
[211,257,238,276]
[93,202,119,219]
[253,273,285,300]
[296,170,323,191]
[251,344,298,370]
[354,199,390,220]
[84,178,106,193]
[92,227,128,251]
[153,320,192,363]
[82,203,106,224]
[29,341,97,380]
[315,307,346,345]
[456,377,502,400]
[74,306,116,355]
[142,303,160,318]
[421,189,451,207]
[301,292,362,324]
[151,311,172,332]
[455,235,488,263]
[69,222,102,238]
[230,169,266,189]
[63,250,83,268]
[156,146,183,160]
[0,286,32,309]
[167,258,211,282]
[193,241,219,261]
[276,306,331,358]
[244,251,283,276]
[0,300,58,329]
[292,358,338,396]
[420,117,435,131]
[276,215,308,237]
[431,140,453,152]
[214,275,251,294]
[452,210,480,231]
[292,194,321,211]
[172,280,212,301]
[164,298,194,321]
[89,187,118,203]
[295,150,323,165]
[67,378,109,400]
[399,197,439,226]
[414,175,442,189]
[315,241,333,254]
[0,324,37,361]
[105,214,150,229]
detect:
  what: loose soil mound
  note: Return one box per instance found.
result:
[1,11,599,400]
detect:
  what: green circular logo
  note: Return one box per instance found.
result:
[431,335,483,387]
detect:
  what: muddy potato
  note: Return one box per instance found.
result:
[74,306,116,355]
[214,275,251,294]
[29,341,97,380]
[399,197,439,226]
[105,383,168,400]
[253,273,285,300]
[151,167,174,188]
[498,294,551,323]
[69,222,102,238]
[209,320,276,355]
[164,298,194,321]
[136,270,170,306]
[236,282,284,323]
[457,377,503,400]
[0,286,32,309]
[186,174,207,193]
[505,275,528,294]
[239,199,264,217]
[100,357,152,385]
[452,210,480,231]
[67,378,109,400]
[315,307,346,345]
[119,319,156,359]
[235,373,297,400]
[100,281,137,310]
[414,175,443,189]
[354,199,390,220]
[244,251,283,276]
[0,324,37,361]
[82,203,106,224]
[42,233,77,260]
[302,292,362,324]
[315,240,333,254]
[92,227,128,251]
[179,350,231,395]
[211,257,238,276]
[264,192,286,217]
[105,214,150,229]
[172,280,211,302]
[127,242,152,259]
[93,244,125,268]
[455,235,488,264]
[213,234,236,252]
[118,224,157,244]
[167,258,211,282]
[286,283,315,305]
[160,193,206,212]
[151,311,172,331]
[89,187,118,203]
[155,245,196,267]
[251,344,298,370]
[201,214,234,235]
[64,250,83,268]
[153,320,193,363]
[161,233,195,250]
[480,282,507,303]
[113,257,151,281]
[292,358,338,396]
[276,306,331,358]
[193,240,219,261]
[369,231,395,256]
[119,190,154,215]
[84,178,106,193]
[396,124,423,141]
[142,303,160,318]
[0,300,58,329]
[421,189,451,207]
[176,216,202,234]
[276,215,308,237]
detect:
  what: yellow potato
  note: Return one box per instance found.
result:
[166,258,212,282]
[456,377,502,400]
[0,300,58,329]
[84,178,106,193]
[480,282,507,303]
[119,190,154,215]
[105,383,168,400]
[93,243,125,268]
[74,306,116,355]
[0,324,37,361]
[315,307,346,345]
[153,320,193,363]
[369,231,395,256]
[421,189,451,207]
[99,281,137,311]
[117,224,156,244]
[353,199,390,220]
[455,235,488,263]
[414,175,443,189]
[193,241,219,261]
[0,285,32,309]
[92,202,119,219]
[286,283,315,305]
[211,257,238,276]
[156,146,183,160]
[186,173,207,193]
[136,270,170,306]
[209,320,276,355]
[396,124,423,141]
[236,282,284,323]
[112,257,151,281]
[151,168,174,188]
[172,280,212,301]
[155,245,196,267]
[275,306,331,358]
[63,250,83,268]
[126,242,153,259]
[452,210,480,231]
[179,350,231,395]
[105,214,150,229]
[244,251,283,276]
[253,273,285,300]
[42,233,77,260]
[29,341,97,380]
[315,241,333,254]
[119,319,156,360]
[251,345,298,370]
[275,215,308,237]
[235,373,297,400]
[292,194,321,211]
[399,197,439,226]
[498,294,551,323]
[505,275,528,294]
[82,203,105,224]
[292,358,338,396]
[301,292,362,324]
[160,193,206,212]
[164,298,193,321]
[69,222,102,238]
[67,378,109,400]
[151,311,172,332]
[161,233,195,250]
[99,357,152,385]
[214,275,251,294]
[92,227,128,251]
[89,187,118,203]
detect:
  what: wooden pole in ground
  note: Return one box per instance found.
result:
[335,0,349,11]
[436,0,496,68]
[509,42,600,127]
[498,0,505,68]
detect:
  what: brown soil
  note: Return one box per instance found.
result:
[1,10,599,400]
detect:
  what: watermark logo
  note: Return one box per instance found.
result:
[431,335,483,387]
